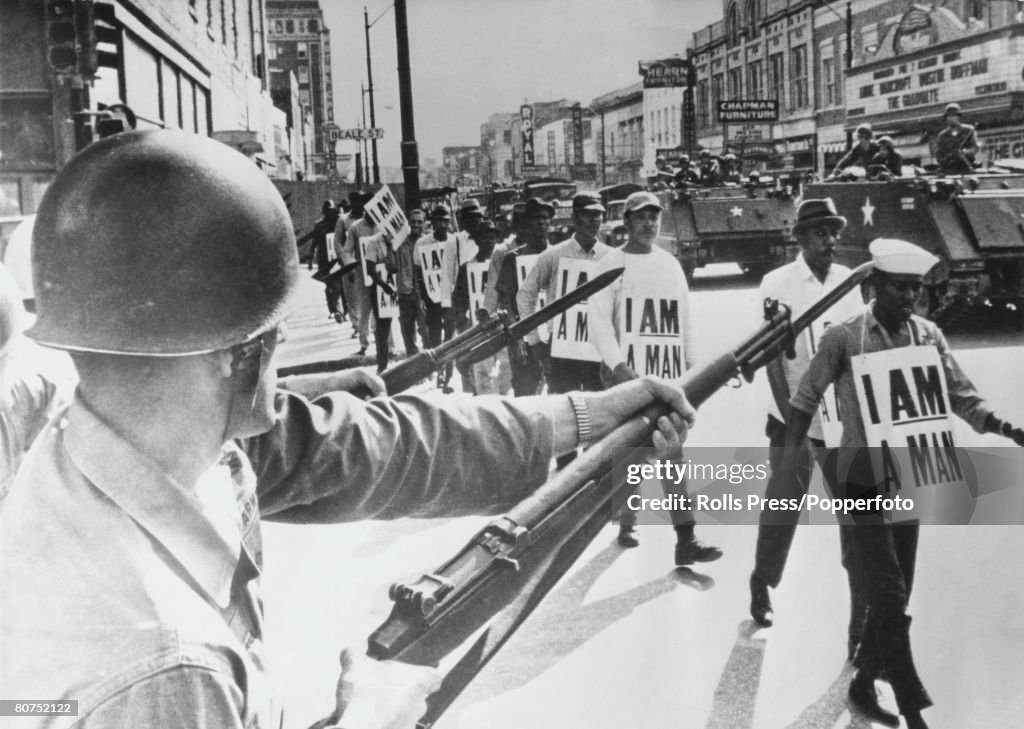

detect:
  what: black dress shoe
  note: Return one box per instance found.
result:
[617,526,639,548]
[848,674,899,727]
[674,537,722,566]
[749,574,774,627]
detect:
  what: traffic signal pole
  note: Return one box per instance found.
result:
[394,0,420,211]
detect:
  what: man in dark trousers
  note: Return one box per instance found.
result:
[308,200,345,322]
[491,197,552,396]
[413,205,452,350]
[518,192,610,397]
[781,238,1024,729]
[748,198,864,640]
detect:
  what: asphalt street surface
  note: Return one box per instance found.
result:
[267,264,1024,729]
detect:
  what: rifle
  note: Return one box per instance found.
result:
[276,266,626,396]
[365,261,875,728]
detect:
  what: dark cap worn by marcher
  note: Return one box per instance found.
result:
[944,102,962,117]
[524,197,555,218]
[476,219,498,236]
[430,204,451,220]
[572,192,605,213]
[459,198,484,217]
[855,123,873,138]
[792,198,848,235]
[622,191,663,216]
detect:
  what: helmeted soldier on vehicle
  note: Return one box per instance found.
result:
[831,123,880,179]
[935,102,978,174]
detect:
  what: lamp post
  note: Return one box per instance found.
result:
[364,4,393,185]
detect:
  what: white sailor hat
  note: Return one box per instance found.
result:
[869,238,938,277]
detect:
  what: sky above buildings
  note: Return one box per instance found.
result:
[320,0,721,168]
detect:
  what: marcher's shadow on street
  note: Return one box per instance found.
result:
[703,624,867,729]
[705,620,767,729]
[455,540,714,703]
[780,662,868,729]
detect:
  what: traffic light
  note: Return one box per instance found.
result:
[78,2,120,78]
[45,2,119,78]
[46,0,78,73]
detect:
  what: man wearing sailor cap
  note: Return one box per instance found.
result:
[777,237,1023,729]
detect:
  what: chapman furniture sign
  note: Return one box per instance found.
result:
[717,100,779,123]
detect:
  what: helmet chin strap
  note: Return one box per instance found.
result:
[220,330,275,443]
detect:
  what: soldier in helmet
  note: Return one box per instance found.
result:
[935,102,978,174]
[721,152,743,184]
[0,130,695,729]
[697,149,722,186]
[674,154,700,187]
[867,136,904,180]
[831,123,879,179]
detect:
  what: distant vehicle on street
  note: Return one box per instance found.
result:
[807,170,1024,324]
[655,183,797,281]
[597,183,643,247]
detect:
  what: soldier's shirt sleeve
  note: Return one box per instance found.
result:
[245,390,558,523]
[791,324,846,416]
[76,666,246,729]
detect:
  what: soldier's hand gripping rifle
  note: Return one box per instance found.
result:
[364,261,875,729]
[276,267,626,396]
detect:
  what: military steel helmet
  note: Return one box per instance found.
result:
[28,130,298,355]
[944,102,962,117]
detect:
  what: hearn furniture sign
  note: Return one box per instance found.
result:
[639,57,692,89]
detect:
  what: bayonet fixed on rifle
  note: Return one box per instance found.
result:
[276,266,625,396]
[365,261,875,728]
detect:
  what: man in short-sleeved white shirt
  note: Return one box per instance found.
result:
[748,197,865,643]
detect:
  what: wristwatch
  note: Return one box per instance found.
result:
[567,392,592,448]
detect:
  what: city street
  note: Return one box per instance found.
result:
[265,265,1024,729]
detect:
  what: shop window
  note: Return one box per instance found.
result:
[0,96,54,168]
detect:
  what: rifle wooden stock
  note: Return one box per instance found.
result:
[364,262,876,726]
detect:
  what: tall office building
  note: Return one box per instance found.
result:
[266,0,335,177]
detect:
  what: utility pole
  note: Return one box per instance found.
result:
[360,83,371,184]
[394,0,420,211]
[364,6,380,184]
